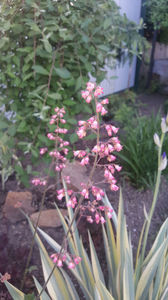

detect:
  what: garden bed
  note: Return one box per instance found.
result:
[0,92,168,298]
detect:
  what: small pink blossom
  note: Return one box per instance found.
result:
[86,95,92,103]
[100,216,106,224]
[47,133,55,140]
[96,103,103,113]
[107,155,116,162]
[94,86,103,97]
[92,186,104,200]
[81,90,89,99]
[81,188,89,199]
[40,147,48,155]
[95,213,100,224]
[114,164,122,172]
[107,212,113,219]
[110,184,119,191]
[74,256,82,265]
[74,150,86,158]
[114,143,123,152]
[78,120,86,126]
[101,98,109,105]
[57,259,63,267]
[77,127,86,139]
[68,262,75,269]
[80,156,89,165]
[86,82,95,92]
[87,216,94,223]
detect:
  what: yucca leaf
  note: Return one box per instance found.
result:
[135,238,168,300]
[54,205,76,255]
[4,281,25,300]
[28,218,71,299]
[37,216,91,299]
[152,252,165,299]
[33,276,51,300]
[143,218,168,266]
[80,239,95,295]
[39,248,71,299]
[88,231,105,285]
[96,280,115,300]
[102,225,116,296]
[60,269,80,300]
[123,250,134,300]
[94,286,101,300]
[160,286,168,300]
[102,193,117,229]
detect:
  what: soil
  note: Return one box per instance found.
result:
[1,92,168,299]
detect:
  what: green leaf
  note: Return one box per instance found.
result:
[32,65,49,75]
[0,37,9,49]
[4,281,25,300]
[43,40,52,53]
[69,133,78,144]
[33,276,51,300]
[97,45,110,52]
[24,294,35,300]
[67,119,77,125]
[54,67,71,79]
[75,77,82,91]
[0,120,8,129]
[63,100,76,106]
[48,93,62,100]
[84,133,96,141]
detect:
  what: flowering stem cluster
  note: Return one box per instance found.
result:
[21,82,123,298]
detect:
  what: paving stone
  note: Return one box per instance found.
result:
[30,209,68,227]
[3,191,35,223]
[62,160,88,191]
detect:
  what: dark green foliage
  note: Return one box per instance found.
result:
[0,0,146,157]
[117,113,167,189]
[104,90,137,130]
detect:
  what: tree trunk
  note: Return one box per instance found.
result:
[146,29,158,89]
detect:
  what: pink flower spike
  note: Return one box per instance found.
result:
[68,262,75,269]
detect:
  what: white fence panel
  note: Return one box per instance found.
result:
[101,0,142,96]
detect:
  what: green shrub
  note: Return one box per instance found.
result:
[0,0,146,160]
[104,89,137,131]
[117,113,165,189]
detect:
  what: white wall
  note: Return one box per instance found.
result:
[101,0,142,96]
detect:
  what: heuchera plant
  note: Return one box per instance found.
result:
[30,82,122,269]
